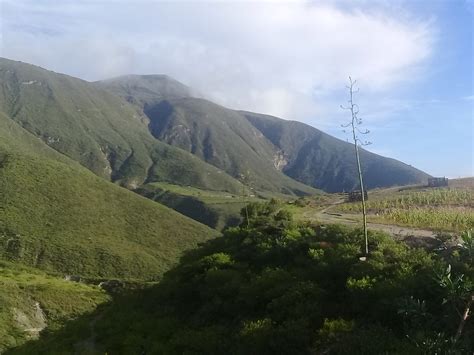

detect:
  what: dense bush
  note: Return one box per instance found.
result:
[12,202,473,354]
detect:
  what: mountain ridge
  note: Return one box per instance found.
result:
[0,57,430,194]
[0,57,248,194]
[0,109,217,279]
[241,111,430,192]
[98,73,429,192]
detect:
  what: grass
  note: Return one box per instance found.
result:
[0,57,245,194]
[143,182,248,202]
[0,151,218,279]
[0,260,109,353]
[0,142,218,350]
[332,184,474,232]
[136,182,265,230]
[0,115,218,279]
[336,188,473,211]
[100,75,320,195]
[242,111,430,192]
[0,58,426,196]
[371,207,473,232]
[9,220,473,353]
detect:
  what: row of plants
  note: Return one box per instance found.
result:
[369,206,474,232]
[337,188,473,212]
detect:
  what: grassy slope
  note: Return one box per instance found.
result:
[0,57,243,194]
[0,113,217,279]
[98,76,318,196]
[0,260,109,353]
[10,222,472,354]
[136,182,265,230]
[242,111,431,192]
[98,73,429,193]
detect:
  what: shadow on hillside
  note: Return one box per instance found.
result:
[135,187,243,231]
[6,288,149,355]
[6,237,222,355]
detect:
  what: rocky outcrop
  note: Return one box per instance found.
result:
[273,150,288,171]
[12,301,46,339]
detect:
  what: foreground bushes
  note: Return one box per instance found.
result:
[12,201,473,354]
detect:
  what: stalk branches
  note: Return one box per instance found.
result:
[341,77,371,256]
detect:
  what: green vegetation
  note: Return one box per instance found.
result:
[334,187,474,232]
[242,111,430,192]
[371,207,473,232]
[0,58,471,354]
[138,182,252,204]
[0,260,109,353]
[12,202,473,354]
[0,150,217,279]
[337,188,473,211]
[136,182,264,230]
[102,76,316,195]
[0,58,245,194]
[99,73,428,193]
[0,113,219,351]
[0,111,218,279]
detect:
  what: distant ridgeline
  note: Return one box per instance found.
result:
[97,71,430,192]
[0,57,455,355]
[0,56,431,275]
[0,57,428,197]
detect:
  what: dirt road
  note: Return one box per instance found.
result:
[301,197,441,248]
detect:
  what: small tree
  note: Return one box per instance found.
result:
[435,263,474,345]
[341,77,371,256]
[239,170,252,228]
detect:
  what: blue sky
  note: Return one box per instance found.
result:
[339,0,473,178]
[1,0,472,177]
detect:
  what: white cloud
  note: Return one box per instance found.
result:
[1,0,435,122]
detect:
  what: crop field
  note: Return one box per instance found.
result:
[336,188,473,211]
[289,179,474,234]
[368,206,473,232]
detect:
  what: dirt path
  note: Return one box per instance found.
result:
[302,197,440,247]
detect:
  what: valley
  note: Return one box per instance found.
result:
[0,57,471,353]
[2,1,473,352]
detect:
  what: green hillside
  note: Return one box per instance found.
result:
[0,114,217,279]
[99,76,318,195]
[242,112,430,192]
[144,98,318,195]
[10,204,473,354]
[0,260,109,353]
[0,58,244,194]
[98,74,429,193]
[2,58,427,196]
[136,182,265,230]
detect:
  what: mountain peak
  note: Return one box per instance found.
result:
[97,73,195,104]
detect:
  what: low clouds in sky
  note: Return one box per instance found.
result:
[2,0,435,122]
